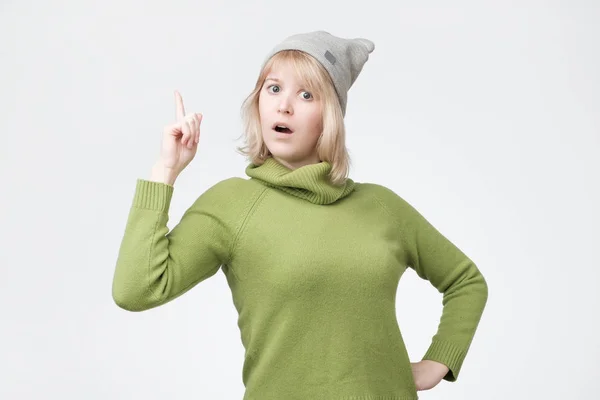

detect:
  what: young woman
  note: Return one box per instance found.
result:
[112,30,488,400]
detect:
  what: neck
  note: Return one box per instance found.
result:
[272,155,321,170]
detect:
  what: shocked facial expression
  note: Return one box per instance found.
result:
[258,62,323,169]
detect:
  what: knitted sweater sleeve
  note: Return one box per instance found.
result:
[111,178,250,312]
[373,184,488,382]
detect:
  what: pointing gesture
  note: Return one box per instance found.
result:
[157,90,203,176]
[175,89,186,121]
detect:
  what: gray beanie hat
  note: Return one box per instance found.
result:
[262,30,375,116]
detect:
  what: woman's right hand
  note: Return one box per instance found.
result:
[158,90,203,174]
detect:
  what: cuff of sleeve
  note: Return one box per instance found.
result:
[133,179,174,212]
[422,339,467,382]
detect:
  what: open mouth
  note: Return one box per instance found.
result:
[273,124,294,134]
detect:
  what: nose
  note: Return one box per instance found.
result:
[278,97,293,115]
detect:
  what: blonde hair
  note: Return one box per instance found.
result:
[236,49,351,186]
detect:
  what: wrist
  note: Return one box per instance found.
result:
[150,162,179,186]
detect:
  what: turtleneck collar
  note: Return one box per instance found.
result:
[245,157,355,205]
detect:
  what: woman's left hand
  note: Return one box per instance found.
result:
[410,360,449,391]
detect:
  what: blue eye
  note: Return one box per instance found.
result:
[268,84,280,93]
[301,91,313,100]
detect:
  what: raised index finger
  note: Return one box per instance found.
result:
[174,90,185,121]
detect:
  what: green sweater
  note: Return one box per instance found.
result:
[112,157,488,400]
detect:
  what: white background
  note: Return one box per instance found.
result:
[1,1,598,399]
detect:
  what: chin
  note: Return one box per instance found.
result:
[263,138,319,165]
[269,149,302,162]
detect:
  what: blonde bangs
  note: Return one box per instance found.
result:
[265,50,329,100]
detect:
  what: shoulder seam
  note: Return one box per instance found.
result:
[370,187,413,270]
[370,189,394,219]
[227,183,269,265]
